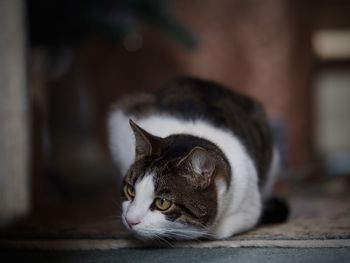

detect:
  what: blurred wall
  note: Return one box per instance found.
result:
[80,0,314,172]
[28,0,320,206]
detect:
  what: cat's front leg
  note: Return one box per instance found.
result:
[211,209,261,239]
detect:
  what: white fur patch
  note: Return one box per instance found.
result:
[109,109,267,239]
[124,173,155,223]
[122,172,166,238]
[108,109,135,175]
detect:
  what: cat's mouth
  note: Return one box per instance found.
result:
[121,215,152,238]
[121,215,135,231]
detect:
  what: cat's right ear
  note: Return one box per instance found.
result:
[129,120,165,159]
[177,147,216,189]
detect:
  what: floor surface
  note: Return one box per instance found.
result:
[0,178,349,263]
[1,248,350,263]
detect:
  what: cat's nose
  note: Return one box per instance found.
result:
[126,219,140,228]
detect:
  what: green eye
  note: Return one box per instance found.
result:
[155,198,172,211]
[125,185,135,199]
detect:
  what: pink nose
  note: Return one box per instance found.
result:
[126,219,140,228]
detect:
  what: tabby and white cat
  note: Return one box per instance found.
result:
[108,77,287,240]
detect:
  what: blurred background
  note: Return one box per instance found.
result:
[0,0,350,238]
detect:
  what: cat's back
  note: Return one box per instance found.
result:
[110,77,273,179]
[121,77,263,127]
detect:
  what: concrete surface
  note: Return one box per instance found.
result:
[1,248,350,263]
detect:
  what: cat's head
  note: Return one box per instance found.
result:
[121,120,230,240]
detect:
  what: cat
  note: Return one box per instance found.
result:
[108,77,288,240]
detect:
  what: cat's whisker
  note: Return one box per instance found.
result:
[157,235,175,248]
[109,215,122,219]
[110,199,122,209]
[161,228,210,240]
[135,228,175,247]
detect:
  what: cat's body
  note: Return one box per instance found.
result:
[108,77,285,240]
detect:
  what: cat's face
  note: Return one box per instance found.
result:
[120,120,229,240]
[121,165,216,240]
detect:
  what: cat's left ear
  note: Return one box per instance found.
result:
[178,147,215,189]
[129,119,165,159]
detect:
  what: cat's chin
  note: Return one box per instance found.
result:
[132,232,200,241]
[129,227,207,241]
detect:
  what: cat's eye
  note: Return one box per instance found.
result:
[125,185,136,199]
[154,198,172,211]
